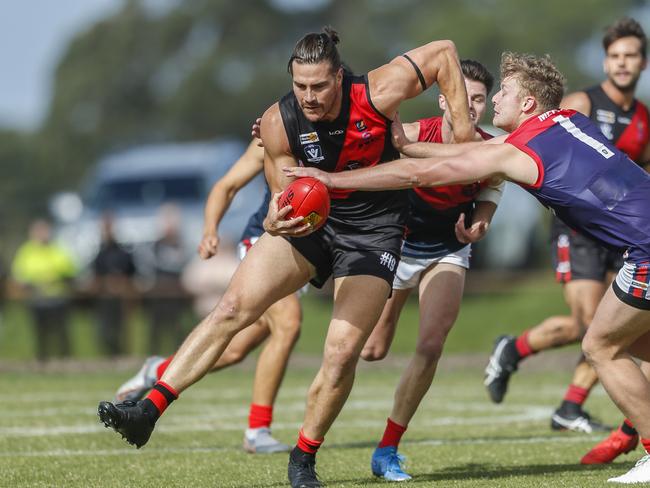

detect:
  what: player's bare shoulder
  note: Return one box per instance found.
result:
[260,103,290,155]
[560,91,591,116]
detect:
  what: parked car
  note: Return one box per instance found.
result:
[50,139,264,271]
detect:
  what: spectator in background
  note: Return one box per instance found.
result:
[11,219,77,361]
[144,204,191,354]
[91,212,136,357]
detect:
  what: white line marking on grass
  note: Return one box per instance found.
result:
[0,434,602,458]
[0,405,553,437]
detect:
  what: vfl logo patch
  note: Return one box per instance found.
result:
[355,119,367,131]
[304,144,325,163]
[599,123,614,141]
[299,132,319,145]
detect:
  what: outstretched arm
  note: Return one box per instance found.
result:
[199,139,265,259]
[368,40,473,142]
[285,143,537,190]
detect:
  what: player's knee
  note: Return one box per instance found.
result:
[582,331,615,366]
[207,293,253,335]
[322,344,358,383]
[415,337,444,362]
[272,313,302,345]
[219,347,247,366]
[560,318,583,343]
[361,344,389,362]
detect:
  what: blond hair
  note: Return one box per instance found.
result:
[500,52,565,112]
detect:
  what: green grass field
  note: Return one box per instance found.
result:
[0,364,639,487]
[1,271,640,487]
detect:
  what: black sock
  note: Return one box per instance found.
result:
[621,420,638,436]
[559,400,581,414]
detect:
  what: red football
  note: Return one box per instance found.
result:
[279,177,330,230]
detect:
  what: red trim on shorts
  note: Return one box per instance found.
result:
[555,237,572,283]
[631,264,649,298]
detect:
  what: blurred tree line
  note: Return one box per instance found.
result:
[0,0,642,258]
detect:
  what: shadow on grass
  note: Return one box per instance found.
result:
[238,460,635,488]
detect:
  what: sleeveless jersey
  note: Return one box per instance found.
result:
[585,85,650,162]
[239,184,271,242]
[402,116,493,258]
[507,109,650,262]
[279,74,407,225]
[552,86,650,237]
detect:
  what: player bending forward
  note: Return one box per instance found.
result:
[287,51,650,485]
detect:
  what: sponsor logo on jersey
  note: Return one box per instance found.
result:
[596,109,616,124]
[299,132,319,144]
[355,119,367,131]
[618,116,632,125]
[379,252,397,271]
[304,144,325,163]
[329,129,344,136]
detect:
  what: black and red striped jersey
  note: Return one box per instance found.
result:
[401,116,493,259]
[279,73,407,222]
[585,85,649,163]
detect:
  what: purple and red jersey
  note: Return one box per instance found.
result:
[402,116,493,259]
[506,109,650,263]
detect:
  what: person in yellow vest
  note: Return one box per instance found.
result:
[11,219,77,361]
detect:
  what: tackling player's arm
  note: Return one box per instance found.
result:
[368,40,473,142]
[391,114,495,158]
[259,104,311,237]
[285,142,535,191]
[199,139,265,259]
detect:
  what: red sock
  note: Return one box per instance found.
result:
[156,356,173,380]
[378,417,407,448]
[515,330,535,359]
[248,403,273,429]
[563,384,589,406]
[144,381,178,419]
[296,428,323,454]
[641,437,650,454]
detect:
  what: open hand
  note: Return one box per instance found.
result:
[390,113,409,152]
[251,117,263,146]
[455,213,489,244]
[282,166,333,188]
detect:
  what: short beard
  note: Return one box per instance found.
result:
[609,76,639,95]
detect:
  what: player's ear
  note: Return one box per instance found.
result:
[335,66,343,85]
[522,96,536,113]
